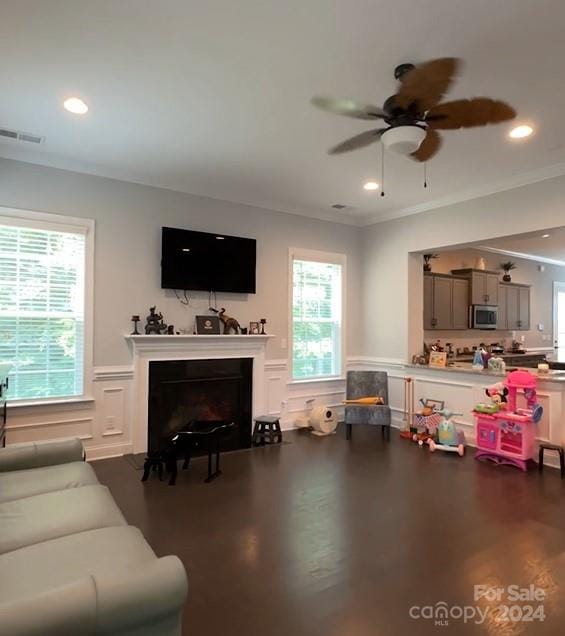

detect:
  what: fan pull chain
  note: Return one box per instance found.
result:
[380,143,385,197]
[424,163,428,189]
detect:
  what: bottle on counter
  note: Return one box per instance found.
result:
[481,346,492,370]
[472,348,484,370]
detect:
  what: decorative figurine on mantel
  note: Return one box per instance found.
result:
[259,318,267,335]
[145,306,167,335]
[131,315,141,335]
[210,307,241,334]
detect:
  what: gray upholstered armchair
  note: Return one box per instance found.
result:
[344,371,391,441]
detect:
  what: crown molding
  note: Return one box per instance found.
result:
[476,245,565,268]
[4,151,565,230]
[361,161,565,227]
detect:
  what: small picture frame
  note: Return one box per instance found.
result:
[428,351,448,368]
[195,315,220,335]
[249,321,260,335]
[423,398,445,411]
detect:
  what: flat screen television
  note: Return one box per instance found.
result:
[161,227,256,293]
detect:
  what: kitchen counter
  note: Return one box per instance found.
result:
[406,362,565,383]
[453,353,547,367]
[453,353,543,361]
[360,360,565,450]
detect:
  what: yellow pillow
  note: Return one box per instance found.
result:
[343,396,384,405]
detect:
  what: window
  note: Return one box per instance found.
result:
[0,210,92,401]
[554,282,565,363]
[291,249,345,380]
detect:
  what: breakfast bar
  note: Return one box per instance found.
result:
[371,362,565,457]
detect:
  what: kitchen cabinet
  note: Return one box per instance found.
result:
[424,274,469,330]
[452,278,469,329]
[451,269,499,306]
[498,283,530,331]
[518,286,531,331]
[506,285,519,329]
[497,284,507,329]
[423,275,434,330]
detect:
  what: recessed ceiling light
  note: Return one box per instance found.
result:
[215,236,225,240]
[182,248,191,252]
[509,124,533,139]
[542,234,550,238]
[363,181,379,191]
[63,97,89,115]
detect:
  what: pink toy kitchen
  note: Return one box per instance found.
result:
[473,370,543,471]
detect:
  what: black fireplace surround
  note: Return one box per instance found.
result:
[148,358,253,455]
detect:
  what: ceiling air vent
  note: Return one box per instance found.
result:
[0,127,44,144]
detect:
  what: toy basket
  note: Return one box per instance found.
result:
[414,413,441,433]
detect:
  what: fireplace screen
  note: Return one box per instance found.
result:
[148,358,252,454]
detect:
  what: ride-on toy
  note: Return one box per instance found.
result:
[425,408,465,456]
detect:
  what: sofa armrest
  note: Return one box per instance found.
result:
[0,557,187,636]
[95,555,188,635]
[0,578,97,636]
[0,438,85,473]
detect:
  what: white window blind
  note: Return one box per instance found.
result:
[292,257,343,380]
[0,222,86,400]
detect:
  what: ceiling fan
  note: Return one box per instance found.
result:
[311,58,516,162]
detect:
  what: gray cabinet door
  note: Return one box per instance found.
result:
[452,278,469,329]
[423,276,434,329]
[433,276,453,329]
[518,287,530,331]
[497,284,507,329]
[506,285,520,330]
[471,272,486,305]
[485,274,499,305]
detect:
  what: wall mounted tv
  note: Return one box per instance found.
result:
[161,227,256,293]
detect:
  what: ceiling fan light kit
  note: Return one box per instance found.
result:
[381,125,426,155]
[311,57,518,193]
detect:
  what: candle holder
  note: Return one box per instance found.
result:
[259,318,267,335]
[131,315,141,335]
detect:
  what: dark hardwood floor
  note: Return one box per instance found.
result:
[93,426,565,635]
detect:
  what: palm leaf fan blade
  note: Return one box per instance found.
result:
[328,129,386,154]
[426,98,516,129]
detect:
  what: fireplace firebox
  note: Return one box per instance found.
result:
[148,358,252,455]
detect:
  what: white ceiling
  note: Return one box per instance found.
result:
[1,0,565,226]
[478,227,565,266]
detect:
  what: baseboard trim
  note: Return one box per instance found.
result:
[87,442,134,461]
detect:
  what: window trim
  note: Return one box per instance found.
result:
[288,247,346,382]
[0,206,95,405]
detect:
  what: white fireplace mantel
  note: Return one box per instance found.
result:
[125,334,275,454]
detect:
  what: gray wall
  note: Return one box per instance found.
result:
[362,174,565,361]
[0,159,363,366]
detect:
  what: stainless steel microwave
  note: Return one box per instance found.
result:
[470,305,498,329]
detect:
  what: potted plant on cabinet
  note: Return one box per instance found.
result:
[500,261,517,282]
[423,253,439,272]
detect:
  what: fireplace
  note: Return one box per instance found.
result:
[148,358,253,454]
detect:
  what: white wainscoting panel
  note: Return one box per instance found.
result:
[7,355,564,465]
